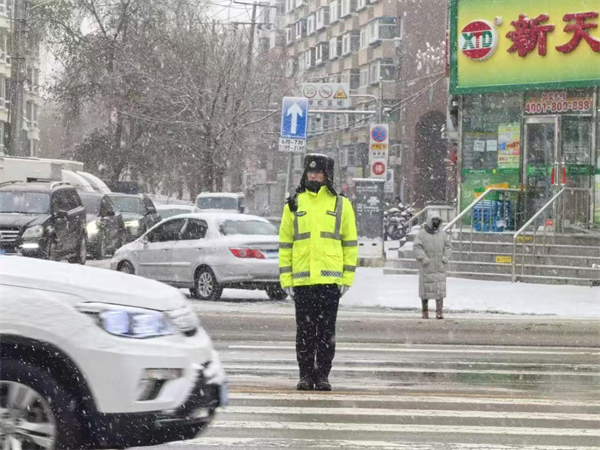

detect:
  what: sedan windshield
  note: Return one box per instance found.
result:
[219,220,277,236]
[0,192,50,214]
[111,196,144,214]
[197,197,238,210]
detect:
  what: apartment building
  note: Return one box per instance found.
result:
[0,0,42,157]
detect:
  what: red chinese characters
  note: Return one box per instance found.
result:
[556,12,600,53]
[506,14,555,57]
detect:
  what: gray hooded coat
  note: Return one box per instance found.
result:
[413,212,452,299]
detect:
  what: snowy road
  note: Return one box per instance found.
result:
[137,339,600,450]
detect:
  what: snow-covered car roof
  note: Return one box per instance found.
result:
[0,256,188,311]
[156,204,195,210]
[170,212,269,224]
[197,192,244,199]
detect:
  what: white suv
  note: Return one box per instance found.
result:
[0,256,226,449]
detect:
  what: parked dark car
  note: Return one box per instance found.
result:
[108,193,161,242]
[79,192,126,260]
[0,181,87,263]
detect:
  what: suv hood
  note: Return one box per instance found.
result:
[0,214,48,229]
[0,256,188,311]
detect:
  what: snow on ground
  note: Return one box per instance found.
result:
[345,268,600,319]
[86,260,599,319]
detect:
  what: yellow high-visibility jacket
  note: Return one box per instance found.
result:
[279,186,358,288]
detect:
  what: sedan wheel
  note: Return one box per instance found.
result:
[192,267,223,301]
[118,261,135,275]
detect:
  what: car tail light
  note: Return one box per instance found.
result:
[230,248,266,259]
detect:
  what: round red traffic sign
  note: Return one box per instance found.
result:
[459,20,498,61]
[372,161,386,176]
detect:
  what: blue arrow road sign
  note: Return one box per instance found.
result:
[281,97,308,140]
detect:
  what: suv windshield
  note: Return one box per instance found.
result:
[0,192,50,214]
[219,220,277,236]
[111,196,144,214]
[80,195,101,215]
[197,197,238,210]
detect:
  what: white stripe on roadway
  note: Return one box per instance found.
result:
[227,344,600,356]
[229,393,600,407]
[223,364,600,377]
[210,420,600,436]
[222,406,599,422]
[222,358,600,369]
[173,437,596,449]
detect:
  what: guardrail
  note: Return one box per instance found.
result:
[444,188,523,261]
[511,187,591,282]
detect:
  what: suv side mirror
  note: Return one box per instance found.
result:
[55,210,69,219]
[146,207,157,216]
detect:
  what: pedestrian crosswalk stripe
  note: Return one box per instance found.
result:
[223,357,600,369]
[173,437,597,449]
[210,420,600,436]
[223,363,600,377]
[223,406,600,422]
[229,393,600,408]
[227,344,600,356]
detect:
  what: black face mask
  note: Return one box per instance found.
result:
[305,180,324,193]
[432,219,442,230]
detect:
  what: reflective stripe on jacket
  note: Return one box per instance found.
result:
[279,186,358,288]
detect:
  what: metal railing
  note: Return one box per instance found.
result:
[444,188,523,261]
[511,187,591,282]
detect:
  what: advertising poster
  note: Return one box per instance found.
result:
[497,124,521,169]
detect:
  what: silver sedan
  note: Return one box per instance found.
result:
[111,213,286,301]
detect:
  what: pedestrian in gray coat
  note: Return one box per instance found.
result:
[413,212,452,319]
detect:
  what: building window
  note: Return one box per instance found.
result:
[369,58,395,84]
[399,13,405,40]
[360,26,368,48]
[285,0,293,12]
[0,75,5,107]
[356,0,367,11]
[329,37,340,60]
[340,0,354,19]
[307,14,316,35]
[329,0,339,23]
[295,20,306,40]
[305,48,315,69]
[316,7,329,30]
[315,42,329,65]
[0,122,4,153]
[359,66,369,87]
[341,32,359,56]
[285,58,296,77]
[368,17,397,45]
[0,0,6,16]
[285,27,294,45]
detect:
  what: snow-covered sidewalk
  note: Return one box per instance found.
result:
[343,268,600,319]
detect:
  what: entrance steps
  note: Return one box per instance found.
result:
[384,230,600,287]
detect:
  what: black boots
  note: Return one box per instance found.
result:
[314,379,332,391]
[436,299,444,319]
[422,299,444,319]
[296,378,313,391]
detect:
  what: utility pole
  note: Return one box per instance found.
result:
[9,0,26,156]
[245,1,258,70]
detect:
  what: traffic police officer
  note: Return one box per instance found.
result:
[279,154,358,391]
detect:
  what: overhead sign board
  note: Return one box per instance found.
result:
[302,83,351,109]
[280,97,308,153]
[450,0,600,94]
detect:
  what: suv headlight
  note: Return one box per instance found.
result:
[22,225,44,239]
[77,303,175,339]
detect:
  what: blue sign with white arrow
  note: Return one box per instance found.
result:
[280,97,308,140]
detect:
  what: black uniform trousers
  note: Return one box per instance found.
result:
[293,284,340,382]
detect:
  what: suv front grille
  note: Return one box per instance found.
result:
[0,228,20,244]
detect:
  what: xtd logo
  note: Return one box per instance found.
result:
[459,20,499,61]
